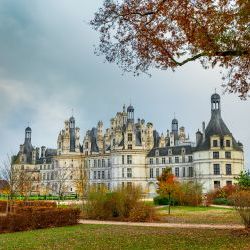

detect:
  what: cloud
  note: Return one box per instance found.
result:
[0,0,249,169]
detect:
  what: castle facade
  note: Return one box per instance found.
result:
[13,93,245,196]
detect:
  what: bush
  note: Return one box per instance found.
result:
[153,196,179,206]
[84,185,158,222]
[128,203,159,222]
[0,208,80,232]
[206,185,237,205]
[230,190,250,229]
[213,198,230,205]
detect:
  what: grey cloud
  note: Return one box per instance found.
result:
[0,0,249,169]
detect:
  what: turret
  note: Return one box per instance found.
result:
[25,127,32,144]
[127,105,134,123]
[69,116,76,152]
[211,93,221,116]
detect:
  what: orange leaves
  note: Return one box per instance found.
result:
[91,0,250,98]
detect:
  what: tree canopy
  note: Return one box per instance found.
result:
[91,0,250,98]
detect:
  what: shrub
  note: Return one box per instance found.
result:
[179,182,203,206]
[230,190,250,229]
[84,185,158,222]
[0,208,80,232]
[153,196,179,206]
[213,198,230,205]
[128,203,158,222]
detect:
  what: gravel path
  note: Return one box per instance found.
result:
[79,219,244,230]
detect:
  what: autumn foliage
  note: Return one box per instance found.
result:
[0,200,80,233]
[156,168,202,206]
[91,0,250,98]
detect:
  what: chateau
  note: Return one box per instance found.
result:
[13,93,245,196]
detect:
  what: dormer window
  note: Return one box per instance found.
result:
[181,148,186,154]
[226,140,231,147]
[155,150,159,157]
[213,140,218,147]
[168,149,172,155]
[128,133,132,142]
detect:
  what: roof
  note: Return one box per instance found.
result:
[147,145,193,157]
[196,110,243,151]
[25,126,32,132]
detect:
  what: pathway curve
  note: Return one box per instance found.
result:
[79,219,244,230]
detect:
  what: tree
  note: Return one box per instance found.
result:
[0,156,19,213]
[230,190,250,230]
[156,168,180,214]
[235,170,250,190]
[91,0,250,99]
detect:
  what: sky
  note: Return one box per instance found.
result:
[0,0,249,169]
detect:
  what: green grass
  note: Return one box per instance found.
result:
[0,224,249,250]
[158,206,241,225]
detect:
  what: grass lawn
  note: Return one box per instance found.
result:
[0,224,249,250]
[159,206,242,225]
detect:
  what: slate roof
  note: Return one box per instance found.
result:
[196,110,243,151]
[147,145,193,157]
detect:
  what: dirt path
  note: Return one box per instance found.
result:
[79,219,244,230]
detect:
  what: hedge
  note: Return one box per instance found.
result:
[0,208,80,232]
[0,200,56,213]
[153,196,179,206]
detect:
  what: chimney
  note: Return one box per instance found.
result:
[196,130,202,146]
[202,121,206,142]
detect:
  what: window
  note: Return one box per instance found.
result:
[156,168,159,178]
[175,157,179,163]
[122,168,125,178]
[127,182,132,188]
[213,140,218,147]
[182,156,185,163]
[225,152,231,159]
[213,152,219,159]
[98,159,101,168]
[150,168,154,178]
[108,170,110,179]
[226,164,232,175]
[175,167,179,177]
[162,168,165,174]
[213,164,220,175]
[128,144,132,150]
[102,159,105,167]
[102,171,105,179]
[127,168,132,178]
[108,159,111,167]
[188,167,193,177]
[94,160,97,168]
[113,138,115,146]
[156,158,159,164]
[85,142,88,148]
[169,157,172,164]
[127,155,132,164]
[188,156,193,162]
[226,140,231,147]
[162,158,165,164]
[168,149,172,155]
[122,155,125,165]
[226,180,232,186]
[149,158,153,165]
[155,150,159,157]
[98,171,101,179]
[128,133,132,141]
[183,167,186,177]
[214,181,220,189]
